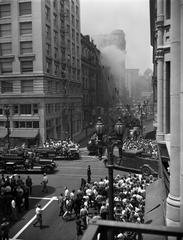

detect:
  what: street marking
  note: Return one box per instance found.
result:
[29,196,53,200]
[11,196,56,240]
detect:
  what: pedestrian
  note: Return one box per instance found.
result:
[33,204,43,228]
[75,216,83,240]
[87,165,91,184]
[11,198,18,221]
[41,173,48,193]
[0,218,10,240]
[25,175,32,195]
[64,186,69,198]
[58,193,64,216]
[80,205,88,230]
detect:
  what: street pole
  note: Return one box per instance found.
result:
[107,137,114,240]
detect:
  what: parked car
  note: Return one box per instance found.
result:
[113,149,159,177]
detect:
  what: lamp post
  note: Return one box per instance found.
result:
[4,105,10,150]
[95,116,125,240]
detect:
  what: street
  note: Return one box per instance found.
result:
[8,148,113,240]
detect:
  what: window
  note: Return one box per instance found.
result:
[0,61,12,74]
[46,25,51,40]
[19,2,31,16]
[33,121,39,128]
[54,30,58,44]
[45,6,50,22]
[46,43,51,56]
[12,105,18,114]
[47,80,52,92]
[20,121,26,128]
[71,15,74,26]
[0,23,11,37]
[0,4,11,18]
[54,47,58,59]
[20,104,31,114]
[13,120,39,128]
[20,22,32,35]
[1,81,13,93]
[33,104,38,114]
[26,121,32,128]
[53,14,57,27]
[166,0,171,19]
[54,62,59,75]
[0,42,11,56]
[0,105,3,115]
[21,60,33,73]
[13,121,19,128]
[20,41,32,54]
[53,0,57,9]
[46,58,52,73]
[21,80,33,93]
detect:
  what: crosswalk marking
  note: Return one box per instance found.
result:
[11,196,56,240]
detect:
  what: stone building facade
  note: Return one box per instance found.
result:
[0,0,82,146]
[150,0,183,228]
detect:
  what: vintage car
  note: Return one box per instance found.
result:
[35,145,80,160]
[112,149,159,177]
[0,153,57,174]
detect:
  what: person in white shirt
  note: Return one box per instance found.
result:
[42,173,48,193]
[64,186,70,198]
[33,204,43,228]
[11,198,18,221]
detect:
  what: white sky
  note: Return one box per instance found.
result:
[80,0,153,74]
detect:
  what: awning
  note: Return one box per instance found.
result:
[0,128,7,138]
[10,129,39,139]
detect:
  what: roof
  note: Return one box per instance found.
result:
[10,129,39,139]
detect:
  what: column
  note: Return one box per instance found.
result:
[156,0,164,142]
[180,0,183,228]
[166,0,180,227]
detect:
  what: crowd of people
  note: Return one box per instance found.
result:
[56,170,156,240]
[122,136,158,159]
[0,174,32,223]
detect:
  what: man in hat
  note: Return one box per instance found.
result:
[41,173,48,193]
[33,204,43,228]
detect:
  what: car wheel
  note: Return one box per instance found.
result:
[141,164,151,176]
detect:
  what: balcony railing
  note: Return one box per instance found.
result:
[81,219,183,240]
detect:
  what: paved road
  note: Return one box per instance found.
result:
[8,148,117,240]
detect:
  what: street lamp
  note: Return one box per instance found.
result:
[4,105,10,150]
[114,117,125,160]
[95,117,104,161]
[95,116,125,224]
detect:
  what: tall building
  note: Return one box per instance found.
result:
[93,30,126,103]
[81,34,101,127]
[0,0,82,146]
[150,0,183,228]
[125,69,139,99]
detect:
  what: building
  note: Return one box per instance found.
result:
[81,34,101,128]
[125,69,140,99]
[93,30,127,103]
[0,0,82,147]
[150,0,183,229]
